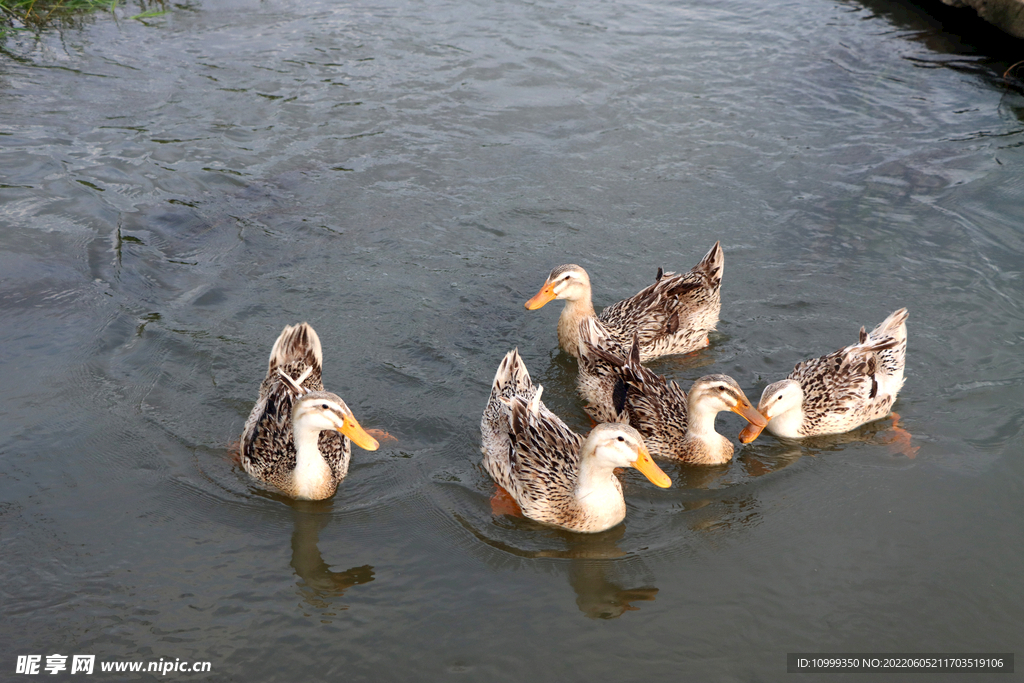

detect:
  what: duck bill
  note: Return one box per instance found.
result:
[732,401,767,428]
[339,415,380,451]
[733,401,767,444]
[631,445,672,488]
[524,282,557,310]
[738,421,765,444]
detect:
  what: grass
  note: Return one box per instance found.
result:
[1,0,108,30]
[0,0,167,35]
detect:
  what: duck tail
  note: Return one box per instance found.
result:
[268,322,323,375]
[490,348,534,398]
[868,307,909,347]
[848,309,908,393]
[695,240,724,284]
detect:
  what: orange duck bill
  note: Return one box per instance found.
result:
[734,401,768,444]
[339,415,381,451]
[631,445,672,488]
[524,281,557,310]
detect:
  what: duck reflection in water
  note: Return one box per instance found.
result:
[563,527,659,620]
[458,510,659,620]
[288,500,374,611]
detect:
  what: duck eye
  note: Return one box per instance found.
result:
[322,403,329,409]
[617,436,624,442]
[563,275,570,281]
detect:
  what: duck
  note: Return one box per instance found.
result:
[240,323,380,500]
[577,318,766,465]
[480,349,672,533]
[524,241,723,362]
[738,308,908,443]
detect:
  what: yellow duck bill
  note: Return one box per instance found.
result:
[524,283,557,310]
[738,421,766,444]
[340,415,381,451]
[632,446,672,488]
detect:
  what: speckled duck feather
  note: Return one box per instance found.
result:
[596,241,723,362]
[786,308,908,437]
[480,349,623,532]
[579,322,739,463]
[240,323,351,497]
[576,317,631,423]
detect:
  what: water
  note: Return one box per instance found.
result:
[2,0,1022,678]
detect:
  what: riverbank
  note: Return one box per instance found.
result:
[942,0,1024,38]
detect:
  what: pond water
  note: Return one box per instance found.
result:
[2,0,1022,679]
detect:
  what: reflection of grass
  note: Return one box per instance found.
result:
[0,0,167,35]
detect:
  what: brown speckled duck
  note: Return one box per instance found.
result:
[524,241,723,362]
[480,349,671,533]
[577,319,766,465]
[739,308,908,443]
[241,323,379,500]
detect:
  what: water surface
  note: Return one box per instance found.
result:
[2,0,1022,679]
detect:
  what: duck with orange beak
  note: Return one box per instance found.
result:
[738,308,908,443]
[578,320,766,465]
[482,349,672,533]
[241,323,380,500]
[524,241,723,362]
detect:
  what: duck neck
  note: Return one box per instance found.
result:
[573,446,626,530]
[685,399,734,464]
[557,294,596,358]
[766,404,805,439]
[291,417,334,500]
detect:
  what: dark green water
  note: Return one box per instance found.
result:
[2,0,1022,679]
